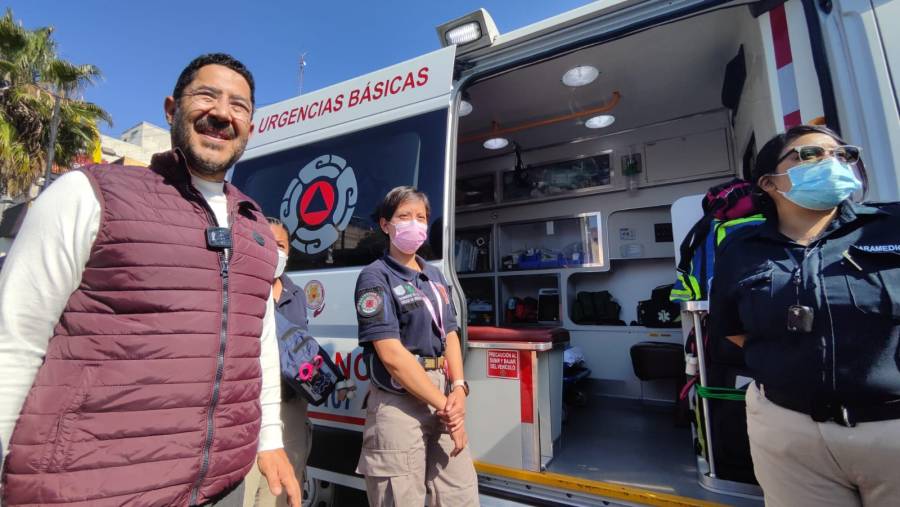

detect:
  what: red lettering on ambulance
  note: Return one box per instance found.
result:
[359,83,372,105]
[389,76,402,94]
[288,107,299,125]
[373,81,385,100]
[334,351,369,381]
[354,353,369,381]
[277,111,289,128]
[417,66,429,86]
[402,71,416,92]
[335,352,351,379]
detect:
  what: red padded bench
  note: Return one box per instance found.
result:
[467,326,569,345]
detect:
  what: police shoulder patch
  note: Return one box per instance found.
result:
[356,287,384,318]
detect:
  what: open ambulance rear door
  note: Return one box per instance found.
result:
[230,46,460,490]
[821,0,900,199]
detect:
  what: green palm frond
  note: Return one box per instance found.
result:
[46,60,102,92]
[0,9,110,197]
[0,10,28,58]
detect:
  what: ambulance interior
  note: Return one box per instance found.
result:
[454,5,774,503]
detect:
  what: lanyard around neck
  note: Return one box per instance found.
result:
[417,281,445,340]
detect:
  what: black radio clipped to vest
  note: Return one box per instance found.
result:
[206,227,232,250]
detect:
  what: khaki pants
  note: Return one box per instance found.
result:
[243,397,311,507]
[746,382,900,507]
[357,370,479,507]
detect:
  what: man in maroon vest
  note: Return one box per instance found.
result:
[0,54,301,507]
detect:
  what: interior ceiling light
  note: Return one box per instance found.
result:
[483,137,509,150]
[458,100,473,116]
[562,65,599,87]
[585,114,615,129]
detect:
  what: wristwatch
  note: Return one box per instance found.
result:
[451,379,470,397]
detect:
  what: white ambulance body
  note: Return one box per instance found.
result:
[232,0,899,505]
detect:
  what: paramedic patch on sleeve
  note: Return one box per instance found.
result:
[356,287,384,319]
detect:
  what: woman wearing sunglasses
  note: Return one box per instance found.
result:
[709,125,900,507]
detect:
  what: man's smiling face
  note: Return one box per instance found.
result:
[165,64,253,180]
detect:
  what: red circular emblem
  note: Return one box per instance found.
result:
[298,180,336,227]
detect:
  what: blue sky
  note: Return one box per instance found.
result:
[6,1,593,136]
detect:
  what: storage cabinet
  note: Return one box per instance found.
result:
[459,276,496,326]
[498,214,603,271]
[606,206,675,260]
[498,274,560,326]
[501,153,612,202]
[455,226,493,274]
[456,174,497,207]
[644,129,732,184]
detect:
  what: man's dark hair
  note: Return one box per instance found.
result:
[173,53,255,105]
[751,124,868,217]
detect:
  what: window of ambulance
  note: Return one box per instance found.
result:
[231,108,447,271]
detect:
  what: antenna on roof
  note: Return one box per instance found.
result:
[298,52,308,95]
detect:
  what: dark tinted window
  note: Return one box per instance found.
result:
[231,109,447,270]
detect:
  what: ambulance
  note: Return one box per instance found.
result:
[231,0,900,505]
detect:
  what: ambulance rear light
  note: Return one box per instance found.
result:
[445,23,482,46]
[436,9,499,55]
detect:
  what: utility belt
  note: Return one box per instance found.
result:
[761,382,900,427]
[417,355,445,371]
[367,352,445,396]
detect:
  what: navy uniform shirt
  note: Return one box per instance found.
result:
[355,253,458,357]
[709,201,900,403]
[276,274,308,330]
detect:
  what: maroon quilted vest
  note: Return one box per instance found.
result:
[2,151,277,506]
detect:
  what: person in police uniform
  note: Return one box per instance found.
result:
[709,125,900,507]
[354,186,478,506]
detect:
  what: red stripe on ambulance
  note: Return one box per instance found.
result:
[308,411,366,426]
[519,351,534,423]
[769,4,801,128]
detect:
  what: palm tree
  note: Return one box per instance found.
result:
[0,8,111,197]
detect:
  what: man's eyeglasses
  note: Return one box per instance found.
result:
[182,89,252,123]
[776,145,861,166]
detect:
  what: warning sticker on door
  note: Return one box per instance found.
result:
[487,350,519,379]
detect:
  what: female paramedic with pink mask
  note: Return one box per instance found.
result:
[353,186,479,506]
[709,125,900,507]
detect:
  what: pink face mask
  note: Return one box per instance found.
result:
[389,220,428,254]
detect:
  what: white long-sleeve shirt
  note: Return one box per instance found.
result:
[0,170,283,461]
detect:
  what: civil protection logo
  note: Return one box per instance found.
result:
[280,154,358,255]
[304,280,326,318]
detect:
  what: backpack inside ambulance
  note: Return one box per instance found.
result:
[231,0,899,505]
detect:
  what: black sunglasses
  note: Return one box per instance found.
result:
[776,144,861,166]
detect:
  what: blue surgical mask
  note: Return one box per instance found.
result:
[773,157,862,210]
